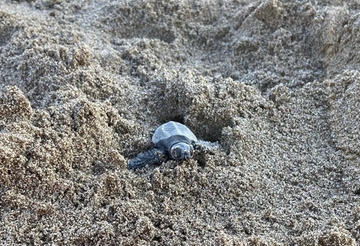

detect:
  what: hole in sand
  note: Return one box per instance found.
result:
[158,114,185,125]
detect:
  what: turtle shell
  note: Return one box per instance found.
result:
[152,121,197,146]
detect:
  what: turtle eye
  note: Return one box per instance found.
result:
[170,143,193,160]
[183,145,194,159]
[190,145,194,156]
[171,146,183,160]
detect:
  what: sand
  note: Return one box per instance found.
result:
[0,0,359,245]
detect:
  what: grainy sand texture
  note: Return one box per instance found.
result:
[0,0,359,245]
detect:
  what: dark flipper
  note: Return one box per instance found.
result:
[128,148,168,169]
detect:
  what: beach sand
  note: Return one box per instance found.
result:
[0,0,359,245]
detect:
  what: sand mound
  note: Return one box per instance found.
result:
[0,0,359,244]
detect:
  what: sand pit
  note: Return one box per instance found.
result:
[0,0,359,245]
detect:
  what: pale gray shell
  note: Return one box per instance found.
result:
[152,121,197,144]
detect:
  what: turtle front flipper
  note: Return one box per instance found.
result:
[128,148,168,169]
[193,140,220,154]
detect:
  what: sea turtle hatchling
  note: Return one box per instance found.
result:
[128,121,220,169]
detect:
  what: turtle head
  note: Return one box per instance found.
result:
[170,142,194,160]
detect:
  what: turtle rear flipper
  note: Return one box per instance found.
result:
[193,140,220,154]
[128,148,168,169]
